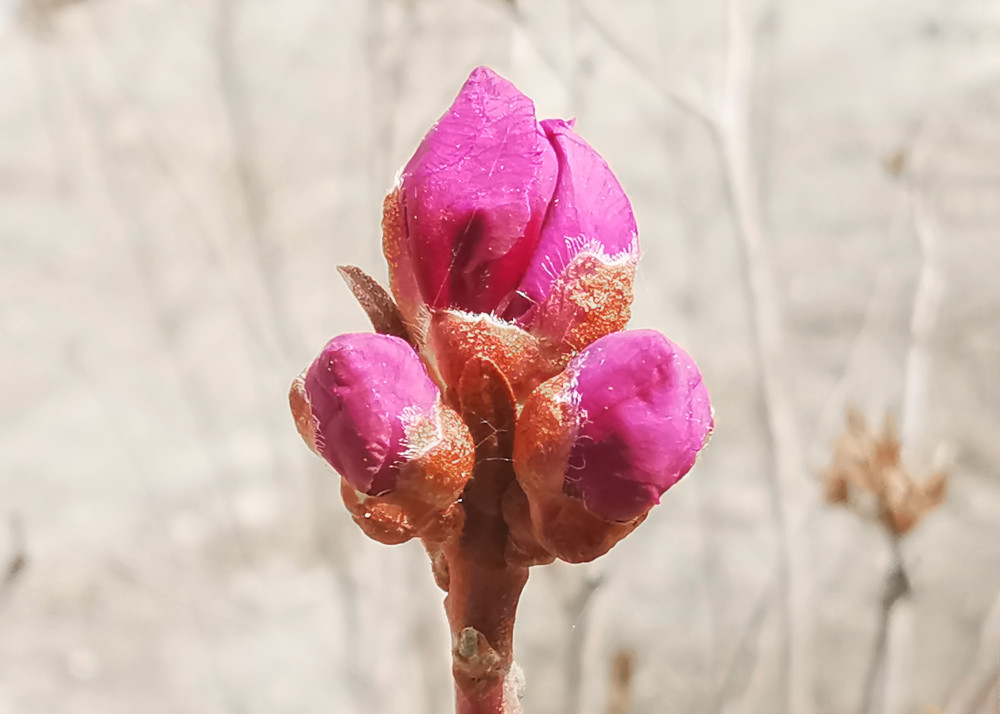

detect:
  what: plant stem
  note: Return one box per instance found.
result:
[447,357,529,714]
[860,538,911,714]
[444,461,529,714]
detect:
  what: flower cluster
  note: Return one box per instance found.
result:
[290,66,713,713]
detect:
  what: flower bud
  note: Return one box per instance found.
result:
[384,66,557,323]
[514,330,713,524]
[384,68,639,358]
[290,333,474,509]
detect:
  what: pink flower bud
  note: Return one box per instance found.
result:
[514,330,713,523]
[290,333,474,506]
[386,67,557,319]
[384,67,638,353]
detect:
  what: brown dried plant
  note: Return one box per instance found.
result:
[823,408,947,536]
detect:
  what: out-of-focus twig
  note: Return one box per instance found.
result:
[711,4,814,713]
[606,648,635,714]
[858,539,911,714]
[561,572,604,714]
[901,188,944,458]
[0,514,27,607]
[214,0,304,361]
[824,407,946,714]
[944,588,1000,714]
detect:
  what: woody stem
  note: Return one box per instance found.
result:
[444,460,529,714]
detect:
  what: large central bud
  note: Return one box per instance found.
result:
[383,67,639,390]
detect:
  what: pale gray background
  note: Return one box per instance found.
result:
[1,1,998,713]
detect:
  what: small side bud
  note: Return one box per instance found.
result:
[290,333,474,516]
[513,330,713,560]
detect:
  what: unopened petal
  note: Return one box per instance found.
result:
[397,67,557,315]
[302,333,441,495]
[506,119,637,321]
[566,330,713,521]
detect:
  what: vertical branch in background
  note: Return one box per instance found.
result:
[214,0,302,360]
[606,649,636,714]
[944,590,1000,714]
[871,141,944,714]
[708,3,813,713]
[0,514,27,609]
[858,535,911,714]
[900,188,943,458]
[38,17,252,564]
[559,572,603,714]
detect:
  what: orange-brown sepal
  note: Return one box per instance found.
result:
[395,404,476,511]
[382,188,430,344]
[511,372,644,563]
[501,482,556,567]
[340,479,416,546]
[519,489,645,564]
[429,309,562,404]
[531,251,637,357]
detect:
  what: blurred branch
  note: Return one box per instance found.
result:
[578,2,713,124]
[0,514,27,608]
[72,4,288,367]
[560,572,604,714]
[39,16,253,566]
[944,587,1000,714]
[606,649,635,714]
[214,0,304,360]
[710,4,814,713]
[859,539,912,714]
[901,186,944,456]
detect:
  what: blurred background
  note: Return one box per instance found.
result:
[1,0,999,713]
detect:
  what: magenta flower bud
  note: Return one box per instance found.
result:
[504,119,638,323]
[514,330,713,523]
[387,66,557,318]
[290,333,473,504]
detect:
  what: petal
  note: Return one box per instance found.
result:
[398,67,557,315]
[566,330,713,521]
[301,333,441,495]
[505,119,637,321]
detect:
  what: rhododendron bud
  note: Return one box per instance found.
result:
[384,67,557,323]
[292,65,717,712]
[514,330,713,524]
[290,333,474,509]
[384,67,639,358]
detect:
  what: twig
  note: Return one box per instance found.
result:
[900,188,943,457]
[944,588,1000,714]
[709,4,814,713]
[213,0,308,361]
[859,538,912,714]
[0,514,27,607]
[43,21,253,565]
[872,125,941,714]
[561,572,604,714]
[606,649,636,714]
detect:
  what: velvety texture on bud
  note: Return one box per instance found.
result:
[390,66,557,317]
[291,333,468,499]
[505,119,637,323]
[514,330,713,523]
